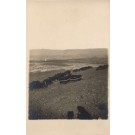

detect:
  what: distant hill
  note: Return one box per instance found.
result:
[30,49,108,61]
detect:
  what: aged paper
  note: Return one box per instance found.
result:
[27,0,109,135]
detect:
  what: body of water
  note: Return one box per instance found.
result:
[29,61,102,73]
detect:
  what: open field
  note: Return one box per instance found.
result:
[29,67,108,119]
[29,49,108,119]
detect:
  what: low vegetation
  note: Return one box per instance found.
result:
[29,66,108,119]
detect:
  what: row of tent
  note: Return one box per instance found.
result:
[29,65,108,91]
[29,70,82,91]
[72,66,92,72]
[73,64,108,72]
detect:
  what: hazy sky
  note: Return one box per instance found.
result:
[27,0,109,50]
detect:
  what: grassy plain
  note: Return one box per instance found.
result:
[29,67,108,119]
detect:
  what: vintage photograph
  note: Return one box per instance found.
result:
[27,0,109,123]
[29,48,108,119]
[27,0,109,134]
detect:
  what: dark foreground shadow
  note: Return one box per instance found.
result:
[67,111,74,119]
[29,105,108,120]
[98,103,108,119]
[77,106,92,120]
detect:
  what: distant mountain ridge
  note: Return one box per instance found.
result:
[30,48,108,61]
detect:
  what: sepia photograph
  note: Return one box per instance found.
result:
[29,48,108,119]
[27,0,109,134]
[3,0,135,134]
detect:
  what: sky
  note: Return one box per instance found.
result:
[27,0,109,50]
